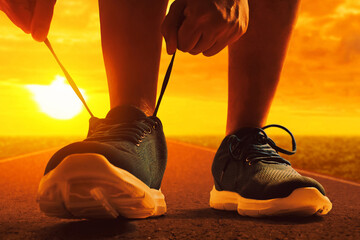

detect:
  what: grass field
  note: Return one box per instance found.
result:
[1,135,359,183]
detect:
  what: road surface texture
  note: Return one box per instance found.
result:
[0,141,359,239]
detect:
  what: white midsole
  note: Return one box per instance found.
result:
[37,153,166,219]
[210,186,332,217]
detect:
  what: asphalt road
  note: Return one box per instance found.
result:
[0,141,359,240]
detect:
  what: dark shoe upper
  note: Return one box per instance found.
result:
[212,125,326,200]
[44,105,167,190]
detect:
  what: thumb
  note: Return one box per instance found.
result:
[31,0,56,42]
[161,0,186,55]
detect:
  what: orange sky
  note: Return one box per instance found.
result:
[0,0,359,136]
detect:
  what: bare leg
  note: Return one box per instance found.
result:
[227,0,300,135]
[99,0,168,115]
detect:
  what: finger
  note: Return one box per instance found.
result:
[177,18,201,52]
[31,0,56,42]
[202,28,239,57]
[161,0,186,55]
[228,26,246,45]
[189,34,217,55]
[203,40,228,57]
[1,2,32,33]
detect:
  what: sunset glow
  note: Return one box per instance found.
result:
[0,0,359,136]
[26,76,85,120]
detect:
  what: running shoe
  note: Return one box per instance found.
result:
[38,41,176,219]
[210,124,332,217]
[37,105,168,219]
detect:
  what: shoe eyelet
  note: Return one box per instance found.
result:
[147,128,152,134]
[153,122,159,130]
[138,139,143,143]
[136,143,140,147]
[141,134,145,139]
[245,158,252,166]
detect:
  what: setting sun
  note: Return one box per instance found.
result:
[26,76,86,120]
[0,0,359,136]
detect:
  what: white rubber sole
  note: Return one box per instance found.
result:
[210,186,332,217]
[37,153,166,219]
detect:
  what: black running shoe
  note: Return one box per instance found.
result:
[37,105,167,219]
[38,42,176,219]
[210,124,332,217]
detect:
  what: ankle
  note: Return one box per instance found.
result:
[226,121,264,135]
[110,100,155,116]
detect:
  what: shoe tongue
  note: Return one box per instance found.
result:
[106,105,147,123]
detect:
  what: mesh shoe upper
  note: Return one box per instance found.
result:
[44,105,167,190]
[212,125,326,200]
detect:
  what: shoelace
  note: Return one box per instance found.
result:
[44,38,175,118]
[220,124,297,182]
[85,117,159,145]
[44,38,175,145]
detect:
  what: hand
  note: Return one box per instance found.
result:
[0,0,56,41]
[161,0,249,56]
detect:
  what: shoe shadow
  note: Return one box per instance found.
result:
[33,209,323,239]
[35,217,136,239]
[167,208,324,225]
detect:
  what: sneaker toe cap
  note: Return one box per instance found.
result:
[264,175,326,199]
[43,141,149,184]
[241,175,327,200]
